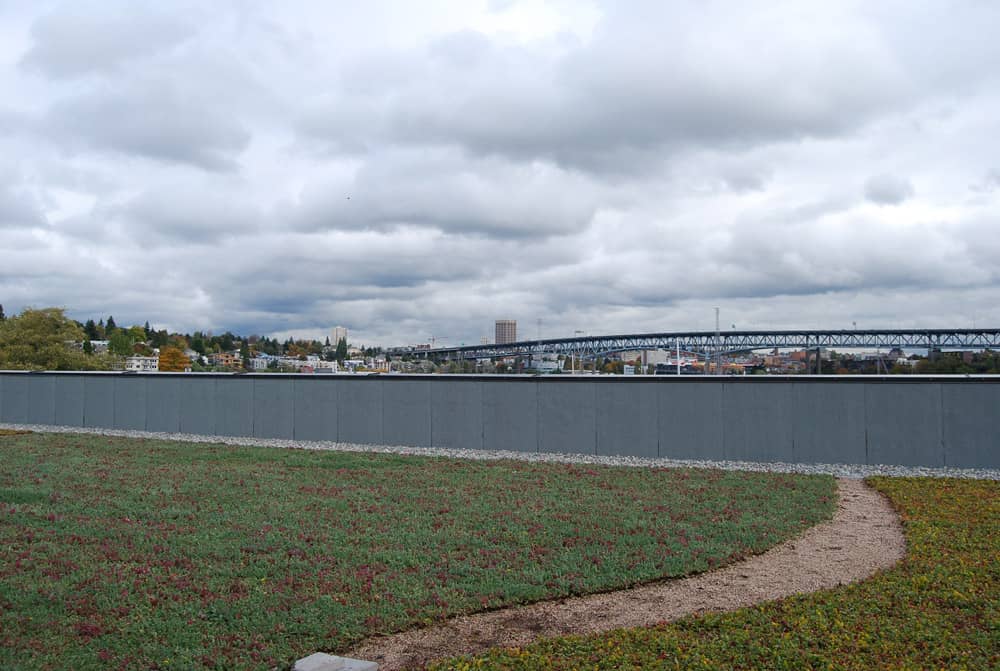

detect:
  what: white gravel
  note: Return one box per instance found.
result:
[2,422,998,480]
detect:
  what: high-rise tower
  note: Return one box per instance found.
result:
[495,320,517,344]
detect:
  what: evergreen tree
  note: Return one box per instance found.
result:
[105,315,117,333]
[335,337,348,362]
[0,304,5,321]
[83,319,99,340]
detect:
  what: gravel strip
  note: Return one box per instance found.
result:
[3,422,997,480]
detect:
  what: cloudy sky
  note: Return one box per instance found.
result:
[1,1,999,346]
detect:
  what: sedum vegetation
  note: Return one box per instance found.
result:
[0,432,835,670]
[432,477,999,671]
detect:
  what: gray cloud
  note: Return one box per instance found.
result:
[299,5,912,174]
[44,79,251,170]
[20,3,195,79]
[291,150,601,238]
[864,174,915,205]
[0,188,44,229]
[970,169,1000,193]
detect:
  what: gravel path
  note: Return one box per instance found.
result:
[346,478,906,670]
[2,423,998,480]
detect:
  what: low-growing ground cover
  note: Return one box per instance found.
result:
[433,477,999,671]
[0,432,834,670]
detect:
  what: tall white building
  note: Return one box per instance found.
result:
[331,325,348,345]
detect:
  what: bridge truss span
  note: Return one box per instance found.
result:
[413,328,1000,361]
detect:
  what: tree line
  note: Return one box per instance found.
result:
[0,305,367,372]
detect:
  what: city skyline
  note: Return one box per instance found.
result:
[1,1,999,346]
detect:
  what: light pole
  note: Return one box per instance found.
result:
[572,330,584,374]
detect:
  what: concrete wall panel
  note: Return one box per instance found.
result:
[1,375,29,423]
[722,383,795,463]
[383,379,432,447]
[941,383,999,469]
[214,378,254,437]
[866,383,943,467]
[431,380,483,450]
[253,378,294,439]
[596,382,658,458]
[293,378,339,441]
[791,382,867,465]
[339,379,383,445]
[53,375,85,427]
[114,377,147,431]
[83,376,115,428]
[146,377,181,433]
[538,382,596,455]
[26,376,55,425]
[657,383,725,460]
[483,381,537,452]
[179,378,216,436]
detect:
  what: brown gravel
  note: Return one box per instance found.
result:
[345,478,905,670]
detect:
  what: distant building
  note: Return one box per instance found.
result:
[208,352,241,369]
[251,354,276,370]
[331,326,348,345]
[495,319,517,344]
[124,356,159,372]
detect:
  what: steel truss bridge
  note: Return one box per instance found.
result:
[411,328,1000,361]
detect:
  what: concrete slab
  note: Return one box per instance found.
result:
[294,652,378,671]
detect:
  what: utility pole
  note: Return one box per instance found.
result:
[572,330,585,374]
[715,307,721,375]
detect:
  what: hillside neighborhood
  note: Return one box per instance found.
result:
[1,306,998,376]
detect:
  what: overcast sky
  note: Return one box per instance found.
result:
[1,1,998,346]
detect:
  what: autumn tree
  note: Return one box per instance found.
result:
[158,346,190,372]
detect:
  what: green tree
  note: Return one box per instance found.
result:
[127,325,146,342]
[105,315,117,333]
[0,307,110,370]
[189,334,206,355]
[0,304,5,321]
[83,319,99,340]
[108,330,134,356]
[149,329,169,348]
[335,337,348,362]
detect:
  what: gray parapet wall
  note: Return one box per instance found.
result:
[1,372,997,469]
